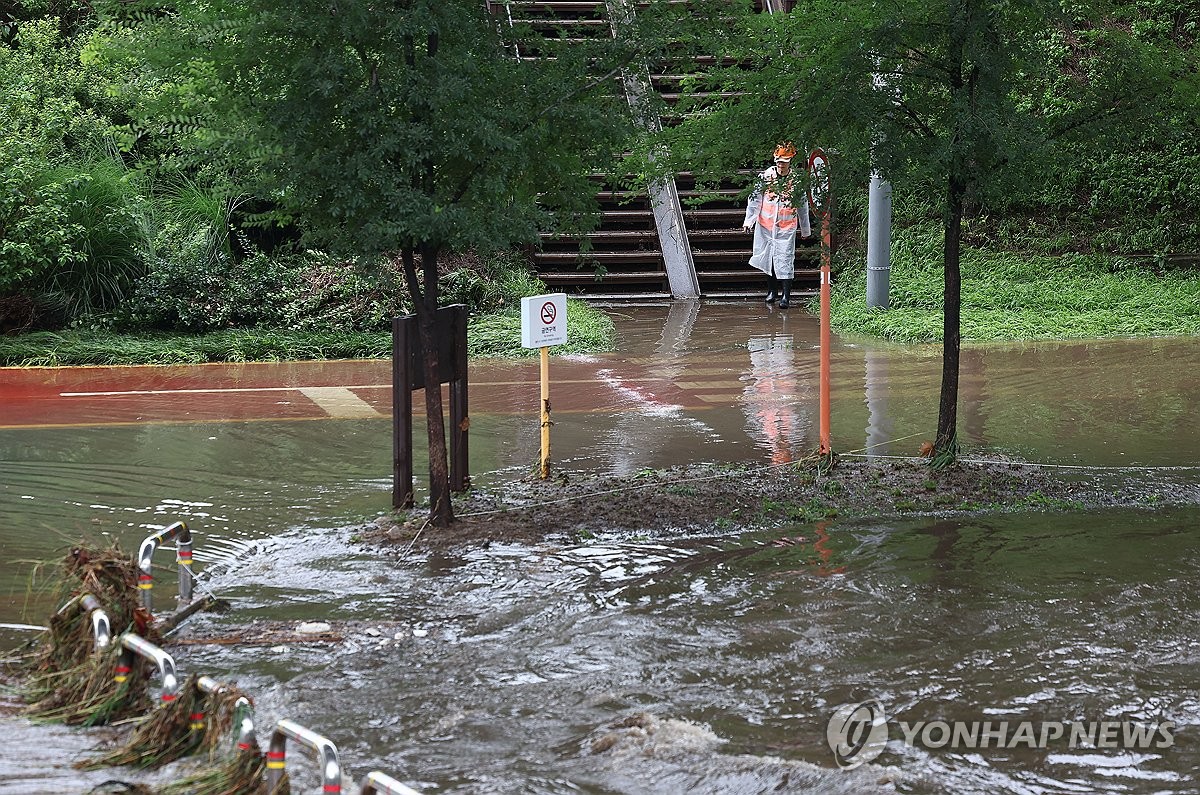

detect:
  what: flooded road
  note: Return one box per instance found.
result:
[1,301,1199,793]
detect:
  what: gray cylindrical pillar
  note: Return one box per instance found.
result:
[866,172,892,308]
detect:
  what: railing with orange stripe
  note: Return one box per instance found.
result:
[360,771,423,795]
[113,632,179,704]
[137,521,194,616]
[266,718,343,793]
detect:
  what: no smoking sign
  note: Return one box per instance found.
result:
[521,292,568,348]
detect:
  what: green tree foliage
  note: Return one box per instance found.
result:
[660,0,1198,463]
[97,0,634,525]
[0,18,148,328]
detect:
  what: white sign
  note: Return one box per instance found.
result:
[520,293,568,348]
[808,148,831,211]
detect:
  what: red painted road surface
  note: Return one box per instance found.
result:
[0,356,757,429]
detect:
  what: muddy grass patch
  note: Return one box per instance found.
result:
[364,455,1162,552]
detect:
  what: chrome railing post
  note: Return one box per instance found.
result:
[197,675,258,751]
[360,771,424,795]
[79,594,111,651]
[137,521,193,615]
[266,718,343,794]
[114,632,179,705]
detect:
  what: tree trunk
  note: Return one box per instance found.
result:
[403,244,454,527]
[935,171,965,462]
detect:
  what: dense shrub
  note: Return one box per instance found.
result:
[113,247,541,333]
[0,19,147,328]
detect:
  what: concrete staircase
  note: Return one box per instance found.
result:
[493,0,818,300]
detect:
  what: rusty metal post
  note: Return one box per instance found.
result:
[266,718,343,794]
[137,521,193,615]
[807,148,834,457]
[360,771,424,795]
[819,208,832,456]
[114,632,179,705]
[392,317,414,509]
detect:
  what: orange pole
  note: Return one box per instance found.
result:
[819,209,832,455]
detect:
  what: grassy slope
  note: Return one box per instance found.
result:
[820,225,1200,342]
[0,299,615,366]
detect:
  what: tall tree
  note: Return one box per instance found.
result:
[657,0,1195,464]
[99,0,635,525]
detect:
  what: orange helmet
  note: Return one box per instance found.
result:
[773,142,797,161]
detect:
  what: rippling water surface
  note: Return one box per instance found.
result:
[2,303,1198,793]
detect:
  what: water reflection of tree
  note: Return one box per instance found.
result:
[743,333,810,465]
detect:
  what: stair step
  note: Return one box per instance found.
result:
[679,187,742,196]
[505,1,608,11]
[601,210,656,219]
[691,249,819,262]
[658,91,747,103]
[685,229,753,240]
[540,229,658,241]
[535,251,664,263]
[510,18,610,27]
[540,270,668,283]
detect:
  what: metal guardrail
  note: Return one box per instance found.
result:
[197,675,258,752]
[360,771,423,795]
[79,594,112,651]
[113,632,179,704]
[267,718,343,793]
[138,521,194,616]
[44,533,425,794]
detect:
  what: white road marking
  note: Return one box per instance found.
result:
[298,387,382,418]
[61,385,388,396]
[58,378,620,397]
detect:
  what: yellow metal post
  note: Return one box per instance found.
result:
[540,345,551,479]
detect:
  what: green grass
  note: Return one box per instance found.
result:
[819,224,1200,342]
[0,300,616,366]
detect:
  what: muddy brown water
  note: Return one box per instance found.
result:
[1,301,1199,793]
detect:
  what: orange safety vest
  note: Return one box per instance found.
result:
[757,174,799,234]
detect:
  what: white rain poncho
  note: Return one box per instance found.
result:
[743,165,812,280]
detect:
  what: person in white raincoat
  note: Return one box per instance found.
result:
[742,143,811,308]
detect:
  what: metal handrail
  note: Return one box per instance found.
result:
[79,594,112,651]
[360,771,423,795]
[266,719,343,793]
[113,632,179,704]
[197,675,258,752]
[138,521,194,616]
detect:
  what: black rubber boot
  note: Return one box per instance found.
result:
[765,274,779,304]
[778,279,793,308]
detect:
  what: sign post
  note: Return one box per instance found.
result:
[521,293,568,479]
[807,148,833,457]
[392,305,469,509]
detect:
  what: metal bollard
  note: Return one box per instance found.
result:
[137,521,194,616]
[197,675,258,752]
[113,632,179,704]
[79,594,112,651]
[266,719,343,794]
[360,771,423,795]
